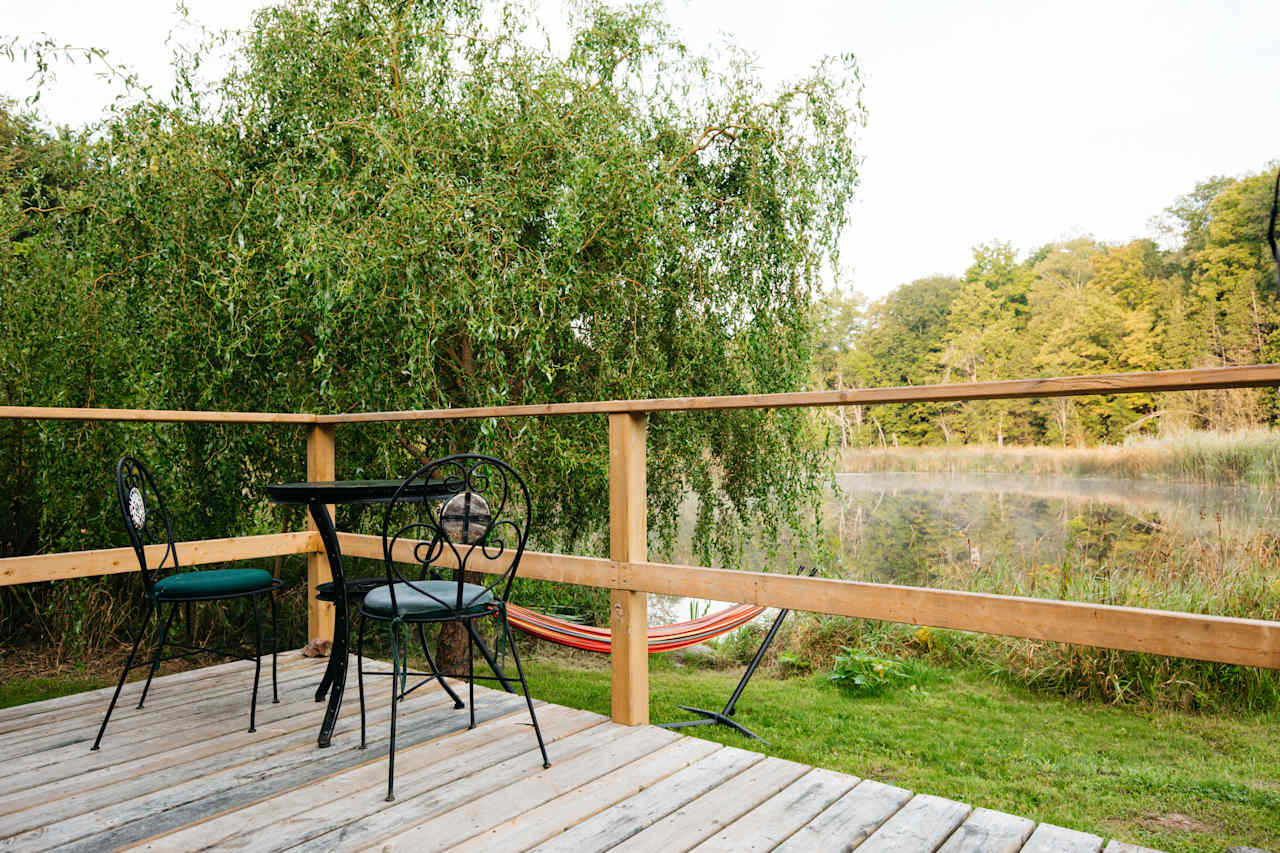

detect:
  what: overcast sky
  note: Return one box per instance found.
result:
[3,0,1277,301]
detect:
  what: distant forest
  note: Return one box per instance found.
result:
[814,165,1280,448]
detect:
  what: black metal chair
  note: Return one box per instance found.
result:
[92,455,283,750]
[356,454,550,801]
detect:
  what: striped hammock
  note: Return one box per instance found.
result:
[506,601,766,654]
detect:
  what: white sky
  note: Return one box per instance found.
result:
[3,0,1278,301]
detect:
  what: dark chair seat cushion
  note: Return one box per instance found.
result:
[154,568,276,599]
[315,577,390,603]
[363,581,495,618]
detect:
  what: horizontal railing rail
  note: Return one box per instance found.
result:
[3,364,1280,424]
[336,532,1280,671]
[0,532,320,586]
[5,363,1280,724]
[10,529,1274,671]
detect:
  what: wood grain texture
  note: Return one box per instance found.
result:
[605,755,811,853]
[311,364,1280,423]
[444,736,723,853]
[938,807,1036,853]
[0,531,320,586]
[772,778,913,853]
[337,532,1280,670]
[0,406,316,423]
[689,767,857,852]
[609,412,648,725]
[5,365,1280,427]
[524,745,765,853]
[287,722,626,853]
[128,707,602,853]
[305,424,336,642]
[1021,823,1106,853]
[364,726,681,851]
[856,793,972,853]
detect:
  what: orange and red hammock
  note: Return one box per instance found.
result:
[506,601,765,654]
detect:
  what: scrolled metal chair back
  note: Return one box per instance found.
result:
[381,454,531,614]
[115,455,179,596]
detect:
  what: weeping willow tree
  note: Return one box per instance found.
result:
[0,0,863,654]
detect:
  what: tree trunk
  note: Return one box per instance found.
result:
[435,571,484,675]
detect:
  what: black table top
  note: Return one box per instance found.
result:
[264,479,454,505]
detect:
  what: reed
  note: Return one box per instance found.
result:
[839,429,1280,487]
[777,519,1280,712]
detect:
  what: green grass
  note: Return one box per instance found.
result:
[0,674,107,710]
[522,654,1280,853]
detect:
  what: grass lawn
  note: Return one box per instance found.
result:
[522,653,1280,853]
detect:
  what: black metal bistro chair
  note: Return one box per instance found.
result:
[92,456,284,750]
[356,454,550,801]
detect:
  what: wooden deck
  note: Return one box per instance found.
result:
[0,653,1164,853]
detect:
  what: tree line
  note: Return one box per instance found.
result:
[814,167,1280,448]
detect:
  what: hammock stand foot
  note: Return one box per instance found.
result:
[657,565,817,747]
[660,706,767,743]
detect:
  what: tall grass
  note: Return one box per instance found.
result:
[840,429,1280,487]
[766,518,1280,712]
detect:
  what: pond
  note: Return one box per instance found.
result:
[649,472,1280,628]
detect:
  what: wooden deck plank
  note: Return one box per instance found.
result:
[0,653,316,741]
[0,672,405,838]
[1,691,527,853]
[937,807,1036,853]
[364,725,682,851]
[604,755,811,853]
[0,658,385,803]
[525,744,765,853]
[0,659,1170,853]
[0,660,321,756]
[444,736,723,853]
[689,767,858,852]
[127,706,602,853]
[856,793,972,853]
[285,721,629,853]
[0,661,382,815]
[1,660,345,781]
[773,779,913,853]
[1021,823,1107,853]
[0,653,288,727]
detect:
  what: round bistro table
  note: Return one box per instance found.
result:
[265,478,453,747]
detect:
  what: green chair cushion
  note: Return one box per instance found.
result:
[154,568,275,599]
[363,581,495,618]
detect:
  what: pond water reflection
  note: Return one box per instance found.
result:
[650,472,1280,628]
[831,472,1280,585]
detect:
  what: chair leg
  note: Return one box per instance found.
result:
[466,623,476,730]
[249,595,263,733]
[269,590,279,703]
[503,613,550,769]
[138,602,177,709]
[357,611,367,749]
[92,603,153,751]
[417,622,465,709]
[463,620,515,693]
[387,621,401,802]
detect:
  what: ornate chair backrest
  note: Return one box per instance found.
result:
[381,454,531,614]
[116,456,179,597]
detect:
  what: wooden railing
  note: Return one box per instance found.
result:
[4,364,1280,726]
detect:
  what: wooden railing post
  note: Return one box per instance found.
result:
[306,424,336,643]
[609,412,649,725]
